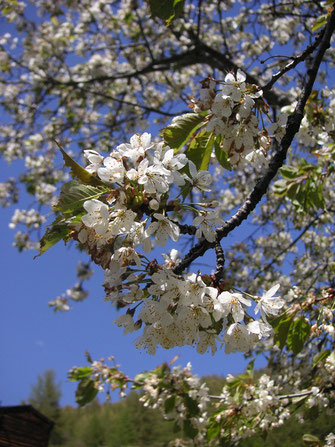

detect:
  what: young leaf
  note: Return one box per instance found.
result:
[68,366,93,381]
[54,180,109,216]
[185,131,214,171]
[273,314,294,350]
[214,138,231,170]
[312,350,330,368]
[280,165,299,179]
[246,359,255,379]
[287,317,311,355]
[164,395,176,413]
[184,395,200,417]
[206,423,221,441]
[75,378,99,406]
[148,0,185,25]
[183,419,198,439]
[163,113,205,152]
[35,217,71,258]
[56,141,106,186]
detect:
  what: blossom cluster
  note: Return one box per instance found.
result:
[49,130,287,355]
[191,71,271,169]
[140,362,210,443]
[219,372,290,438]
[76,133,212,253]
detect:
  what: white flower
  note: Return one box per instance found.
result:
[134,159,171,195]
[255,284,284,322]
[81,199,109,235]
[111,246,142,268]
[214,291,251,322]
[67,284,88,301]
[114,313,136,334]
[109,206,137,236]
[146,214,180,246]
[84,150,104,173]
[187,160,212,192]
[117,132,153,163]
[192,210,223,242]
[49,295,70,312]
[222,69,246,102]
[223,323,253,353]
[211,94,234,118]
[97,154,125,184]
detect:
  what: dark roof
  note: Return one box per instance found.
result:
[0,405,54,447]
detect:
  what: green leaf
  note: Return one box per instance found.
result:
[133,372,152,387]
[311,14,327,32]
[246,359,255,379]
[273,179,288,197]
[312,350,330,368]
[273,314,294,350]
[148,0,184,25]
[185,131,214,171]
[68,366,93,381]
[183,419,198,439]
[164,395,176,413]
[280,165,299,179]
[206,423,221,441]
[163,113,205,152]
[214,138,231,170]
[54,180,109,216]
[184,395,200,417]
[287,317,311,355]
[302,433,321,445]
[75,378,99,406]
[57,142,106,186]
[35,217,71,258]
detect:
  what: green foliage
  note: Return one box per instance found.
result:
[27,369,64,446]
[272,313,310,355]
[147,0,185,25]
[68,367,99,407]
[54,181,108,217]
[272,312,295,350]
[35,216,72,258]
[273,163,325,213]
[238,408,334,447]
[214,137,232,170]
[185,130,214,170]
[163,112,205,152]
[311,14,328,32]
[36,179,109,258]
[312,350,330,368]
[58,143,106,186]
[286,317,311,355]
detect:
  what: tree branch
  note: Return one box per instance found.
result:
[174,7,335,276]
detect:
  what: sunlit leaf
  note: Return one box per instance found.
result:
[312,350,330,368]
[148,0,185,25]
[163,113,205,152]
[54,180,109,216]
[287,317,310,355]
[35,217,71,258]
[185,130,214,171]
[56,141,106,186]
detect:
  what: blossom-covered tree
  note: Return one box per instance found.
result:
[1,0,335,445]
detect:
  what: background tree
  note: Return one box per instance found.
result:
[26,369,63,445]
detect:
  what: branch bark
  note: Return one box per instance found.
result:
[174,6,335,276]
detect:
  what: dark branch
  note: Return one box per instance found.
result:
[174,6,335,276]
[262,27,326,92]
